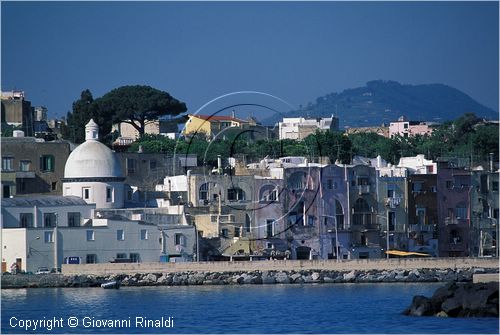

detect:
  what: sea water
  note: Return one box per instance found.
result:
[1,283,498,333]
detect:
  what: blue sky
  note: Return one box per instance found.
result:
[1,1,498,120]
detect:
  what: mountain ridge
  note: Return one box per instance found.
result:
[262,80,498,128]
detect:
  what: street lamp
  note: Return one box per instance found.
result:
[28,236,41,256]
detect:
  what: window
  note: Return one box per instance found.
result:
[130,253,140,263]
[387,184,395,198]
[86,254,97,264]
[449,230,462,244]
[234,227,240,238]
[68,212,81,227]
[140,229,148,240]
[403,123,409,129]
[149,160,157,170]
[352,198,371,226]
[416,207,426,225]
[493,208,499,220]
[388,212,396,231]
[3,185,11,198]
[86,230,95,241]
[106,187,112,202]
[266,219,274,237]
[493,181,499,192]
[19,160,31,172]
[455,205,467,219]
[127,158,136,174]
[413,182,423,193]
[20,213,34,228]
[44,231,54,243]
[335,200,344,230]
[40,155,54,172]
[199,183,209,201]
[227,188,245,201]
[357,177,369,186]
[43,213,56,227]
[430,186,437,193]
[307,215,316,226]
[51,182,57,191]
[211,215,217,223]
[82,187,91,200]
[175,233,185,246]
[446,180,453,189]
[260,185,278,202]
[116,253,127,259]
[221,229,228,238]
[117,230,124,241]
[268,188,278,201]
[2,157,13,171]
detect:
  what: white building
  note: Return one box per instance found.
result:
[63,119,125,209]
[398,154,437,174]
[278,116,338,140]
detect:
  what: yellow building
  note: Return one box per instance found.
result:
[183,114,249,138]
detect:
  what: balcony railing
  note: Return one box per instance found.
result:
[385,197,401,208]
[357,185,370,195]
[409,224,434,233]
[445,217,458,225]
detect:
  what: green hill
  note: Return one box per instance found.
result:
[262,80,498,128]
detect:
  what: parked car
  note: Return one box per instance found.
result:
[35,267,50,274]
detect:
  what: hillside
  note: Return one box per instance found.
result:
[262,80,498,127]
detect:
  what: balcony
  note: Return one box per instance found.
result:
[445,217,458,225]
[351,223,381,232]
[385,197,401,208]
[16,171,35,178]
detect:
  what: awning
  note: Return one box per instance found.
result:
[385,250,431,257]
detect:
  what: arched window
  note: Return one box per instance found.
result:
[259,184,279,202]
[352,198,371,226]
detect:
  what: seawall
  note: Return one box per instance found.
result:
[61,257,499,275]
[2,258,498,289]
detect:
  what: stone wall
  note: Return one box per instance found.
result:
[62,257,499,276]
[3,267,498,289]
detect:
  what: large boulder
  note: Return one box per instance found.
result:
[404,282,499,318]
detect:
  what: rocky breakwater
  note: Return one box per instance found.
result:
[404,282,499,318]
[2,267,497,288]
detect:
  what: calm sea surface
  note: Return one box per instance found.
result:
[1,283,498,334]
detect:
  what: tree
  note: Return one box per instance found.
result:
[95,85,187,137]
[62,89,95,143]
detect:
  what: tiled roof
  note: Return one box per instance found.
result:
[2,195,90,207]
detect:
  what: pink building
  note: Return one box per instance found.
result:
[389,116,434,138]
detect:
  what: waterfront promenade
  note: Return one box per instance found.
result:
[62,257,498,275]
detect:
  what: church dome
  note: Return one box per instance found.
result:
[64,120,123,178]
